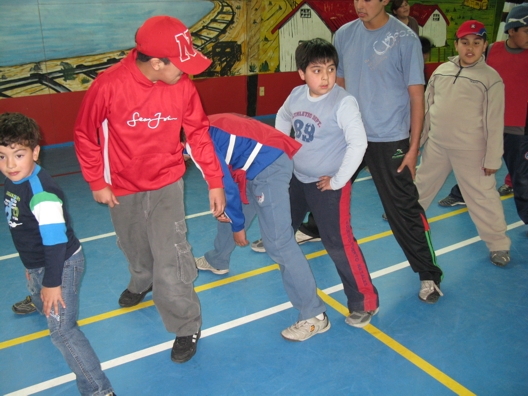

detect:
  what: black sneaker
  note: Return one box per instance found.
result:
[118,285,152,307]
[171,331,201,363]
[497,184,513,196]
[12,296,37,315]
[438,195,466,207]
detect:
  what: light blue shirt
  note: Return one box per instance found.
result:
[334,16,424,142]
[276,84,367,190]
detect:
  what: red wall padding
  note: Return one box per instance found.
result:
[256,72,303,116]
[0,73,304,146]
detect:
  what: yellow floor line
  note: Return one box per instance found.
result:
[317,289,476,396]
[0,198,511,351]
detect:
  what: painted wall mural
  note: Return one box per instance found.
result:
[0,0,503,99]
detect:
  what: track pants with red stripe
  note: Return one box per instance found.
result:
[290,175,379,312]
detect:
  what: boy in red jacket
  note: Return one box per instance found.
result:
[74,16,225,363]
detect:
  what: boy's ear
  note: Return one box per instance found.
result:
[298,69,306,81]
[32,145,40,162]
[149,58,164,71]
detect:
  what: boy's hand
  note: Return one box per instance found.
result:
[482,168,498,176]
[93,186,119,208]
[217,212,231,223]
[25,269,30,281]
[209,188,226,218]
[41,286,65,318]
[317,176,333,191]
[233,229,249,247]
[397,149,419,179]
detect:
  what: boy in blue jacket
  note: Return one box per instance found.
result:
[192,113,328,342]
[1,113,114,396]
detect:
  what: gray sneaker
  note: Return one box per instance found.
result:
[281,313,331,341]
[438,195,466,207]
[195,256,229,275]
[345,308,379,328]
[419,281,443,304]
[12,296,37,315]
[490,250,510,267]
[250,239,266,253]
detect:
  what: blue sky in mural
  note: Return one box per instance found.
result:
[0,1,214,67]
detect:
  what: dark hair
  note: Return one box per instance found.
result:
[391,0,408,15]
[419,36,432,55]
[0,112,41,149]
[136,51,170,65]
[295,38,338,72]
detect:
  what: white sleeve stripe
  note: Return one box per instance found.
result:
[32,201,66,226]
[225,135,236,165]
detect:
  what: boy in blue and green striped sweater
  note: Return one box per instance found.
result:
[1,112,114,396]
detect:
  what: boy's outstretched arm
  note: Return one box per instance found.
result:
[398,84,425,179]
[217,213,248,246]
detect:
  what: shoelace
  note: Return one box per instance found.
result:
[429,282,444,297]
[175,334,198,346]
[294,320,309,329]
[422,281,444,297]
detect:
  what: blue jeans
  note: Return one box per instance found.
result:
[205,153,325,321]
[27,249,113,396]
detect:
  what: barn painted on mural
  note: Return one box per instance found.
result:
[272,0,357,72]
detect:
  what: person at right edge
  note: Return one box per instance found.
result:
[495,4,528,237]
[333,0,443,303]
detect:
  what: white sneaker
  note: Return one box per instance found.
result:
[418,280,443,303]
[251,230,321,254]
[281,313,331,341]
[195,256,228,275]
[295,230,321,244]
[250,239,266,253]
[345,308,379,328]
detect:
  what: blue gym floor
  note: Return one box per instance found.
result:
[1,124,527,395]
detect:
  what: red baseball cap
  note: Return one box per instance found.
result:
[135,16,212,75]
[456,20,487,39]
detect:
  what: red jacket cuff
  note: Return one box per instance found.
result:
[89,178,109,191]
[207,177,224,190]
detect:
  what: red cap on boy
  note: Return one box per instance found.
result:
[456,20,487,39]
[135,16,212,75]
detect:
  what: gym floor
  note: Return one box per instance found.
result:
[1,120,527,395]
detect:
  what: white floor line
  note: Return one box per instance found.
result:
[0,177,374,262]
[5,302,293,396]
[5,221,524,395]
[322,220,524,295]
[0,213,210,261]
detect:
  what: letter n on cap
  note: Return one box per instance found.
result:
[175,30,196,62]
